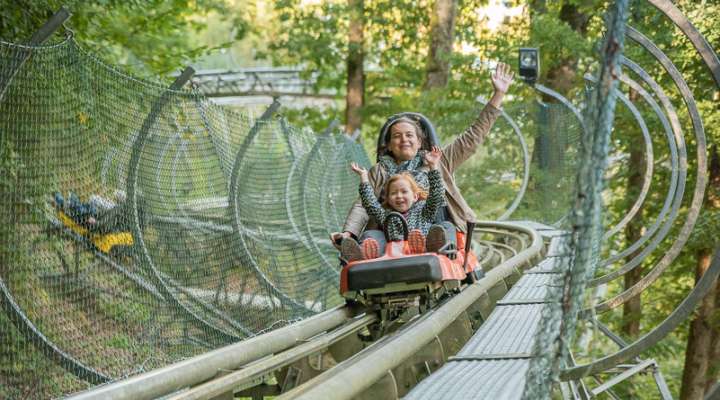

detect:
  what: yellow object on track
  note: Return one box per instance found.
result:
[56,210,133,254]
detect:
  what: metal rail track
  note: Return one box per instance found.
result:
[66,221,540,400]
[275,222,542,400]
[166,313,379,400]
[66,305,359,400]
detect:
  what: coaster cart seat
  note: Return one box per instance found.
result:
[339,213,482,324]
[52,201,133,256]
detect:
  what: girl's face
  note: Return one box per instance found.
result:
[387,178,419,213]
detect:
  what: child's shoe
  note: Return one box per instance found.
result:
[341,237,364,263]
[408,229,426,254]
[361,238,380,259]
[426,225,448,254]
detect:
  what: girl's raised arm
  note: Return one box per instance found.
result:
[422,147,445,220]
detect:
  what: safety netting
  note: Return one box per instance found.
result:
[453,98,583,225]
[0,36,370,398]
[0,14,645,400]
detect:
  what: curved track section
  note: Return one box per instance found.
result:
[597,65,680,265]
[553,0,717,390]
[592,25,707,309]
[587,76,654,241]
[592,55,688,283]
[277,222,543,400]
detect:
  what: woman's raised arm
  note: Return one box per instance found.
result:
[442,63,514,172]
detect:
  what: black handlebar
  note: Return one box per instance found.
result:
[383,212,409,241]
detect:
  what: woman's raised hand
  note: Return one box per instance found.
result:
[424,146,442,170]
[350,162,369,183]
[491,62,514,95]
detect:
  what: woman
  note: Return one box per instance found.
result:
[332,63,514,258]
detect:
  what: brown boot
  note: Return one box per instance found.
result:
[426,225,447,254]
[408,229,426,254]
[341,237,364,263]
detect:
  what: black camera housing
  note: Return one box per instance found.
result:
[518,48,539,84]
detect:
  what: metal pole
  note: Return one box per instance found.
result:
[0,6,112,386]
[562,248,720,380]
[227,98,314,313]
[124,66,246,342]
[705,381,720,400]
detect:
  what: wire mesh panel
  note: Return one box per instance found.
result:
[0,37,366,398]
[3,2,712,398]
[457,100,583,225]
[1,36,586,399]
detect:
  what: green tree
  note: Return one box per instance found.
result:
[0,0,247,76]
[424,0,458,90]
[346,0,365,134]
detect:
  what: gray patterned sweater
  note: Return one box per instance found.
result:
[359,169,445,241]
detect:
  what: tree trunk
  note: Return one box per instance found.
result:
[423,0,457,90]
[540,2,591,98]
[706,278,720,393]
[620,88,644,337]
[681,146,720,399]
[681,248,715,400]
[621,266,643,336]
[704,146,720,394]
[345,0,364,135]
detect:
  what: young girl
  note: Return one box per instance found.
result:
[341,146,446,262]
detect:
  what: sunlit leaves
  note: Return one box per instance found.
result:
[0,0,245,76]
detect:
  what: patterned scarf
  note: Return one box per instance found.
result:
[378,151,429,190]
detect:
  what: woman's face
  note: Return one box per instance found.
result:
[387,178,419,213]
[388,122,421,161]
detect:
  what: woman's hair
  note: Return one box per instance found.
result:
[382,172,428,208]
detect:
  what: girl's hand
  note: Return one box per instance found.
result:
[350,162,369,183]
[424,146,442,170]
[491,62,514,95]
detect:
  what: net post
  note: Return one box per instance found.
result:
[28,7,72,45]
[0,7,72,105]
[171,66,196,90]
[260,97,282,119]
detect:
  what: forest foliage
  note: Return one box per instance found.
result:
[1,0,719,398]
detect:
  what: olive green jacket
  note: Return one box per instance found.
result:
[342,103,502,236]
